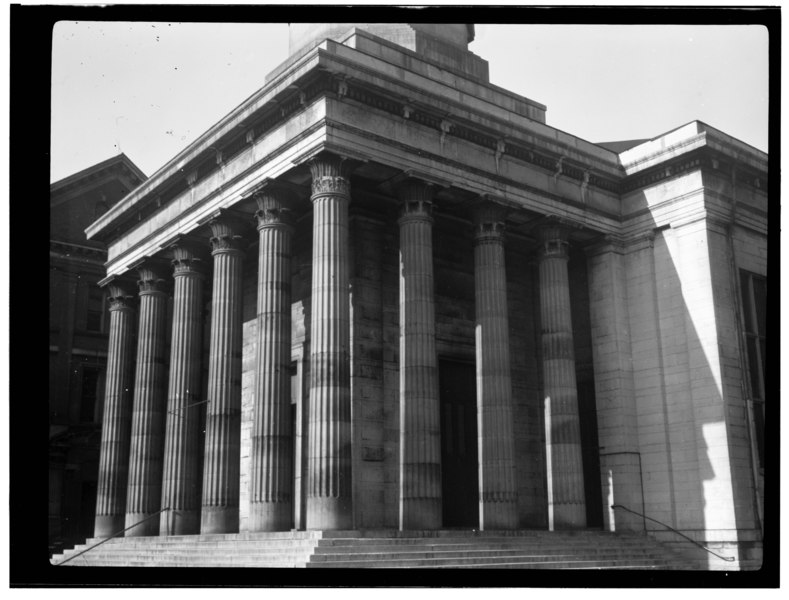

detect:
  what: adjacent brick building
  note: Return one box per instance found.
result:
[49,154,147,554]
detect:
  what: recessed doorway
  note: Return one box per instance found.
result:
[439,359,478,528]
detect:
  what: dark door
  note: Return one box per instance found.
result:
[577,380,603,528]
[439,359,478,528]
[79,481,97,540]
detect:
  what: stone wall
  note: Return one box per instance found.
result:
[506,238,548,527]
[619,215,765,568]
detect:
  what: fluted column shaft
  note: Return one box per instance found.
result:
[201,220,245,534]
[125,266,169,536]
[249,190,295,531]
[473,204,518,530]
[94,284,136,537]
[539,224,586,529]
[397,180,442,530]
[160,247,205,535]
[307,156,353,529]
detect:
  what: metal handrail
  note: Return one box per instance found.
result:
[611,504,735,562]
[55,507,171,566]
[167,398,210,417]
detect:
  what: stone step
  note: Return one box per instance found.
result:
[305,556,684,568]
[310,550,672,563]
[84,536,319,545]
[59,560,306,568]
[314,538,668,549]
[54,550,314,563]
[65,547,667,562]
[58,554,683,569]
[56,542,676,559]
[52,530,695,569]
[443,562,687,570]
[312,544,667,555]
[70,531,659,547]
[65,540,319,551]
[57,541,672,560]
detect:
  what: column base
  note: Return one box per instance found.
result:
[124,512,160,537]
[550,504,587,530]
[159,508,199,536]
[479,501,519,531]
[600,453,645,532]
[201,506,239,534]
[400,498,442,530]
[249,502,293,532]
[306,496,352,530]
[94,514,125,539]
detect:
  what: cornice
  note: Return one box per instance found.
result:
[85,58,330,243]
[325,118,621,225]
[620,147,767,196]
[321,52,622,178]
[49,239,107,260]
[101,120,326,276]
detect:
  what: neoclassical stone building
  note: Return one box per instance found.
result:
[85,24,766,569]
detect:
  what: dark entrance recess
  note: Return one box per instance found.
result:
[577,381,603,528]
[568,248,604,529]
[439,359,478,528]
[79,481,97,540]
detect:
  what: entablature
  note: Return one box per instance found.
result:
[86,31,627,248]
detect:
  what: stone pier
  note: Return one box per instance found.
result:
[200,219,246,534]
[249,189,296,531]
[160,245,206,535]
[94,283,137,538]
[125,265,170,536]
[472,201,518,530]
[538,224,586,530]
[306,155,353,529]
[397,179,442,530]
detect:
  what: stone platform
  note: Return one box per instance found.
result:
[50,529,703,569]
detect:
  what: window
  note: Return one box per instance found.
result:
[80,367,101,423]
[86,286,104,332]
[740,270,766,467]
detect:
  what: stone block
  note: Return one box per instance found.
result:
[361,446,385,462]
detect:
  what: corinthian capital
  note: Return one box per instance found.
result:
[254,186,296,230]
[106,283,136,311]
[396,178,434,224]
[136,263,169,295]
[308,154,351,199]
[538,222,571,259]
[471,198,508,244]
[170,243,207,277]
[208,218,247,254]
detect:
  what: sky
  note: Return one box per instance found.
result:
[50,21,769,183]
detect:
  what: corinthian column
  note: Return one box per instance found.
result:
[306,154,352,529]
[538,223,586,529]
[249,188,295,531]
[472,201,518,530]
[125,264,170,536]
[201,219,245,534]
[160,245,205,535]
[94,282,136,538]
[397,178,441,530]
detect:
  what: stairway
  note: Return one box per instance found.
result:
[50,529,700,569]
